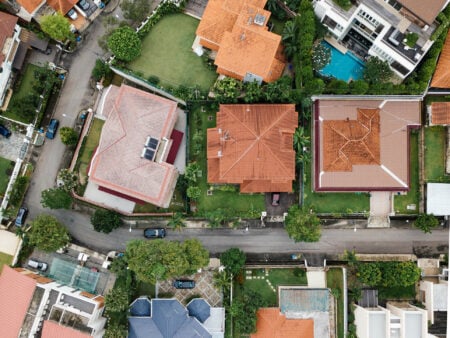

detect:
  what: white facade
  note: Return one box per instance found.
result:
[355,302,432,338]
[420,278,448,324]
[0,22,21,107]
[313,0,448,79]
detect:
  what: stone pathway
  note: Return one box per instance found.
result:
[245,269,276,292]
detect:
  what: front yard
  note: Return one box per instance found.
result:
[0,251,13,270]
[425,126,450,182]
[128,13,217,93]
[0,157,14,196]
[327,268,344,338]
[188,102,265,217]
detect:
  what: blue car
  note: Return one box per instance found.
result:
[46,119,59,139]
[0,124,11,138]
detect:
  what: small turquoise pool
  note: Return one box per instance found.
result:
[319,41,365,82]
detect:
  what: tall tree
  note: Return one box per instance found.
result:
[41,188,72,209]
[29,214,70,252]
[183,238,209,272]
[107,26,142,62]
[284,205,321,242]
[40,13,74,42]
[363,57,393,84]
[91,209,123,233]
[59,127,79,146]
[414,213,439,234]
[105,285,129,313]
[120,0,152,23]
[220,248,246,276]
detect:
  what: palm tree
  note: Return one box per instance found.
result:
[167,212,186,232]
[293,127,310,153]
[213,270,231,292]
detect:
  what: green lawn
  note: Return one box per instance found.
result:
[133,188,186,213]
[188,103,265,216]
[327,268,344,338]
[394,131,420,214]
[424,126,450,182]
[378,284,415,301]
[76,118,104,181]
[0,252,13,270]
[128,14,217,92]
[0,157,14,195]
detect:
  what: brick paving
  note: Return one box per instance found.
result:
[158,269,222,306]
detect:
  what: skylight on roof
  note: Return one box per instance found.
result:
[254,13,266,26]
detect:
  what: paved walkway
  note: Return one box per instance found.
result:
[0,131,23,161]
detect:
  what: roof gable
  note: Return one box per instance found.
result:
[16,0,45,14]
[0,12,18,66]
[46,0,77,15]
[397,0,447,25]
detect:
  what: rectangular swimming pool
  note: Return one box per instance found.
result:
[319,41,365,82]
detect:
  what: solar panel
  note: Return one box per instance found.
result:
[144,148,155,161]
[145,136,159,149]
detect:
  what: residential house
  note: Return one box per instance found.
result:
[313,0,450,79]
[429,102,450,125]
[207,104,297,193]
[0,265,106,338]
[426,183,450,215]
[128,296,225,338]
[88,84,180,209]
[312,96,421,192]
[354,301,434,338]
[420,274,448,324]
[0,11,21,108]
[195,0,285,84]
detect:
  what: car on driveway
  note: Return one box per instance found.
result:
[15,207,28,227]
[27,259,48,271]
[46,119,59,139]
[77,0,90,10]
[173,279,195,289]
[0,124,11,138]
[144,228,166,238]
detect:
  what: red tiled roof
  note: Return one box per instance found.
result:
[431,30,450,89]
[0,266,37,338]
[431,102,450,125]
[16,0,44,14]
[89,85,179,208]
[0,12,18,66]
[251,308,314,338]
[42,320,92,338]
[46,0,77,15]
[314,98,421,192]
[207,104,297,193]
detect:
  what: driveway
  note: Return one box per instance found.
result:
[0,131,23,161]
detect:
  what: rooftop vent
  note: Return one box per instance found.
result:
[254,13,266,26]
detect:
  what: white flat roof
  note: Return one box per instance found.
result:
[427,183,450,215]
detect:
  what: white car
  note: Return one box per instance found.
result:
[102,251,123,269]
[67,8,78,20]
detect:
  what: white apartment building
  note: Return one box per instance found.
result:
[313,0,450,79]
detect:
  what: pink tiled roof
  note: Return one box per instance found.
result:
[42,321,92,338]
[89,85,179,208]
[0,12,18,66]
[0,266,37,337]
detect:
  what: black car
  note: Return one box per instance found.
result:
[143,228,166,238]
[0,124,11,138]
[173,280,195,289]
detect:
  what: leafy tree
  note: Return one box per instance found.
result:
[104,323,127,338]
[293,127,310,153]
[220,248,246,276]
[285,205,321,242]
[91,209,123,233]
[59,127,78,146]
[105,285,129,313]
[187,185,201,201]
[167,212,186,231]
[120,0,152,23]
[282,20,298,59]
[213,270,231,292]
[40,13,74,42]
[183,238,209,272]
[263,76,293,102]
[57,169,79,192]
[232,287,267,334]
[414,213,439,234]
[29,214,70,252]
[349,79,369,95]
[92,59,112,82]
[243,80,263,103]
[212,77,242,103]
[363,57,393,84]
[379,261,421,287]
[7,94,39,122]
[357,263,382,286]
[185,162,200,183]
[9,176,29,207]
[107,26,142,62]
[41,188,72,209]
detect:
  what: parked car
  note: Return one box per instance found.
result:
[143,228,166,239]
[67,8,78,20]
[15,207,28,227]
[173,280,195,289]
[27,259,48,271]
[0,124,11,138]
[102,251,124,269]
[77,0,90,10]
[271,192,280,206]
[46,119,59,139]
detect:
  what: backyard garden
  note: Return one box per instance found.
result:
[425,125,450,183]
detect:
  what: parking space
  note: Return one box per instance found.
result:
[158,270,222,307]
[265,192,295,217]
[0,130,25,161]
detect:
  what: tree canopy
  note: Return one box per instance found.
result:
[231,287,267,334]
[41,188,72,209]
[107,26,142,62]
[29,214,70,252]
[356,262,421,287]
[414,213,439,234]
[91,209,123,233]
[40,13,73,42]
[284,205,321,242]
[363,57,393,84]
[59,127,79,146]
[120,0,152,23]
[220,248,246,276]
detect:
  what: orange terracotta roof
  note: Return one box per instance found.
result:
[0,12,18,66]
[398,0,447,25]
[46,0,77,15]
[323,108,381,172]
[0,266,37,338]
[251,308,314,338]
[16,0,44,14]
[207,104,297,193]
[431,102,450,124]
[431,30,450,88]
[42,320,92,338]
[89,85,179,208]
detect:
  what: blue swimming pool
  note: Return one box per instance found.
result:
[319,41,365,82]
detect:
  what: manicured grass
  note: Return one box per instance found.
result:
[424,126,450,182]
[128,14,217,92]
[327,268,344,338]
[378,284,415,301]
[0,157,14,195]
[133,188,186,213]
[76,118,104,180]
[0,252,13,270]
[135,281,155,298]
[188,103,265,216]
[394,131,420,214]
